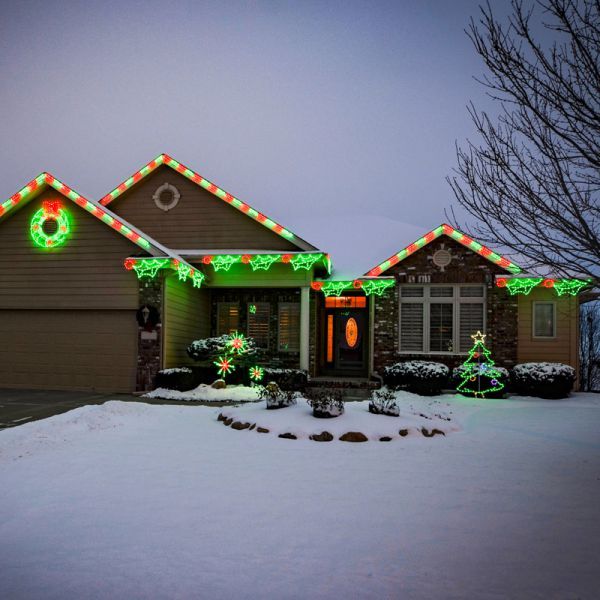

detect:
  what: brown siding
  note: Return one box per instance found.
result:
[0,309,137,392]
[517,288,579,369]
[107,166,300,251]
[163,273,210,367]
[0,188,141,309]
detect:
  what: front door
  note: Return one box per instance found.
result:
[322,296,369,376]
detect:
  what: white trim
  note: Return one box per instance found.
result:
[398,284,486,354]
[532,301,556,339]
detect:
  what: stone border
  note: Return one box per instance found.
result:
[217,412,446,442]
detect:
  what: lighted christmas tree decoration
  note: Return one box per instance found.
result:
[30,200,71,248]
[214,355,235,377]
[249,366,264,382]
[457,331,505,399]
[224,331,247,355]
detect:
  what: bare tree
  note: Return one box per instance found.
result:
[580,300,600,391]
[448,0,600,283]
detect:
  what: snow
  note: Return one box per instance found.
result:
[144,383,261,402]
[385,360,450,378]
[219,395,457,439]
[157,367,192,375]
[1,393,600,599]
[513,361,576,380]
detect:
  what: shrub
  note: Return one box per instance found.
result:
[187,335,258,363]
[451,365,510,398]
[263,368,308,392]
[258,381,298,409]
[305,388,344,418]
[511,362,576,399]
[154,367,196,391]
[369,389,399,416]
[382,361,449,396]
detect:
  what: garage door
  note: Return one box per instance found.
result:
[0,310,137,392]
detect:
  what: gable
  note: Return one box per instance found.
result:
[100,154,316,251]
[0,187,144,309]
[365,224,521,277]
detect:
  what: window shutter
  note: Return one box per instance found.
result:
[400,303,424,351]
[459,303,484,351]
[217,303,239,335]
[248,302,270,348]
[278,303,300,352]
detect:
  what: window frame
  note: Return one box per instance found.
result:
[398,284,486,355]
[532,301,556,339]
[216,302,240,336]
[247,301,271,349]
[277,302,300,353]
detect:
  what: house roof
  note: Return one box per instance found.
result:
[365,223,522,276]
[0,171,200,276]
[98,153,318,252]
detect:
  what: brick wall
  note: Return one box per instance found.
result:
[372,237,517,373]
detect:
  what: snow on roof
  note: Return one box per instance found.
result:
[287,214,427,280]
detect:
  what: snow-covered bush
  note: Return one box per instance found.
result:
[154,367,196,391]
[305,389,344,418]
[368,389,399,417]
[187,335,258,362]
[263,368,308,392]
[259,382,298,410]
[511,362,576,399]
[382,361,449,396]
[451,365,510,398]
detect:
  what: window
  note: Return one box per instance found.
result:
[247,302,270,348]
[399,285,485,353]
[533,302,555,338]
[217,303,239,335]
[278,303,300,352]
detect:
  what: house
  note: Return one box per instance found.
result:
[0,154,589,392]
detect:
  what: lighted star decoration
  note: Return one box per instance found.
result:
[214,355,235,377]
[226,331,247,355]
[249,254,279,271]
[471,331,486,344]
[290,254,321,271]
[249,366,264,382]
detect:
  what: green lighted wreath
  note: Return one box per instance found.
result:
[30,201,70,248]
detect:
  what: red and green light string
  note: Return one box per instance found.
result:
[496,277,591,296]
[124,257,205,288]
[366,224,521,276]
[1,173,154,253]
[311,279,395,297]
[99,153,297,243]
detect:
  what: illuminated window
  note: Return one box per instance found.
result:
[247,302,270,348]
[324,296,367,308]
[217,303,239,335]
[278,303,300,352]
[399,285,485,353]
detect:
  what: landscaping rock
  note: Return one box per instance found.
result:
[379,436,393,442]
[217,413,225,421]
[432,429,445,436]
[249,423,256,431]
[211,379,227,389]
[310,431,334,442]
[256,427,269,433]
[339,431,368,443]
[278,432,297,440]
[399,429,409,437]
[223,417,233,426]
[231,421,250,430]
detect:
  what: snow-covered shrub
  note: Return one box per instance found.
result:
[368,389,399,416]
[382,361,449,395]
[511,362,576,399]
[154,367,195,391]
[187,335,258,362]
[263,368,308,392]
[259,382,298,410]
[305,389,344,418]
[451,365,510,398]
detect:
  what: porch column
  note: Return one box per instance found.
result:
[300,286,310,371]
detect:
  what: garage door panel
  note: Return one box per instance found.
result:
[0,310,137,392]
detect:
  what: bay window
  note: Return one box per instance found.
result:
[399,285,485,353]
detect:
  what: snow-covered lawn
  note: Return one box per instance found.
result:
[1,393,599,599]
